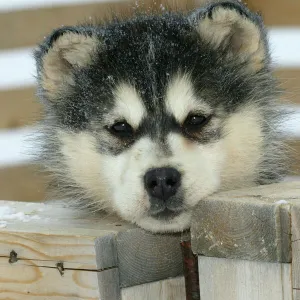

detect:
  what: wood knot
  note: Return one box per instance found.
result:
[56,262,65,276]
[9,250,18,264]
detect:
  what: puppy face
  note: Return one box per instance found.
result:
[35,1,284,232]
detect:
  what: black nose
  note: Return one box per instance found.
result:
[144,167,181,201]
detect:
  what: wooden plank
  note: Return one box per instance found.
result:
[247,0,300,26]
[0,88,41,129]
[95,235,121,299]
[0,200,128,299]
[0,201,132,273]
[291,204,300,299]
[0,200,189,296]
[121,277,185,300]
[0,200,133,236]
[275,69,300,105]
[0,257,100,300]
[0,165,46,202]
[191,181,300,262]
[198,256,292,300]
[0,231,101,269]
[116,229,188,288]
[97,268,121,300]
[288,140,300,176]
[295,291,300,300]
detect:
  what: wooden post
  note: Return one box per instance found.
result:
[0,200,188,300]
[181,240,200,300]
[191,181,300,300]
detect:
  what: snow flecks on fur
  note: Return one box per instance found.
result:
[33,1,288,233]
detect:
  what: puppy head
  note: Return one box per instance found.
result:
[35,1,284,232]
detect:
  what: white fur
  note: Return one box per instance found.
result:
[58,131,111,209]
[195,6,265,70]
[41,32,98,98]
[221,105,263,189]
[101,138,160,224]
[111,83,146,128]
[62,133,225,232]
[99,133,224,231]
[165,74,212,123]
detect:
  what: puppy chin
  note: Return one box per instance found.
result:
[135,211,192,233]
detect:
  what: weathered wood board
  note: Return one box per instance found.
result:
[0,257,100,300]
[0,200,187,299]
[291,203,300,300]
[0,201,129,299]
[198,257,292,300]
[191,181,300,300]
[116,228,187,288]
[191,181,300,262]
[121,277,185,300]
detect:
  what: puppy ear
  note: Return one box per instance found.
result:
[189,1,268,71]
[34,27,99,100]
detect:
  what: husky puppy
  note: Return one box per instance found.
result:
[34,0,286,232]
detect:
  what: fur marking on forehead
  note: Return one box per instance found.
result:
[112,83,146,128]
[165,74,212,123]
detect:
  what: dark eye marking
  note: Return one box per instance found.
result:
[183,114,212,134]
[107,121,134,138]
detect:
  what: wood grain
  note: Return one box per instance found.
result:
[198,256,292,300]
[0,231,100,270]
[116,228,188,288]
[191,181,300,262]
[97,268,121,300]
[0,200,133,236]
[0,200,190,297]
[0,257,100,300]
[291,204,300,299]
[0,201,130,299]
[95,234,121,300]
[121,277,185,300]
[0,200,131,271]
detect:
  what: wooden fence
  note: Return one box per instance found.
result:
[0,181,299,299]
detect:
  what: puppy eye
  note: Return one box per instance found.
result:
[183,114,211,129]
[110,121,134,138]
